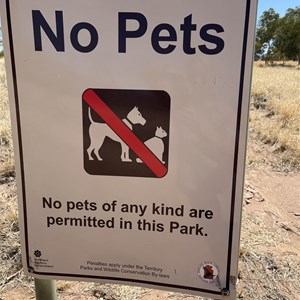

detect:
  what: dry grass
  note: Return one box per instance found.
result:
[0,58,300,299]
[0,59,22,290]
[238,209,300,299]
[0,182,24,290]
[238,251,300,300]
[248,61,300,171]
[0,58,14,178]
[240,210,289,249]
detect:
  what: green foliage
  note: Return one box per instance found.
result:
[0,38,3,58]
[255,7,300,64]
[255,9,280,63]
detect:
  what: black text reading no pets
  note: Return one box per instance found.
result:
[32,11,225,55]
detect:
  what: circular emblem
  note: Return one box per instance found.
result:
[197,262,219,283]
[34,250,42,258]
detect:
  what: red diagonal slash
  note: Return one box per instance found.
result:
[83,89,168,178]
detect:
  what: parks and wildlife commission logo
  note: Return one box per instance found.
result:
[197,262,219,283]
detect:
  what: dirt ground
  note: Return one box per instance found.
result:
[245,168,300,252]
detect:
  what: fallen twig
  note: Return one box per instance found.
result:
[0,270,21,291]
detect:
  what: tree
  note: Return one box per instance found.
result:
[275,7,300,64]
[255,8,280,63]
[0,26,3,58]
[0,43,3,58]
[255,7,300,64]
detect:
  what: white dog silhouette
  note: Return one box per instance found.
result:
[87,106,146,162]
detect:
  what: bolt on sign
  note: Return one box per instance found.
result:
[1,0,257,298]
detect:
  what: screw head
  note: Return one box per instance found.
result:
[221,288,230,296]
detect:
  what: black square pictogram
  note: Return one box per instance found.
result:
[82,89,170,178]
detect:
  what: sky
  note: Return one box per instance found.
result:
[257,0,299,18]
[0,1,299,51]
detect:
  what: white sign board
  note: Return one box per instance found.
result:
[1,0,257,298]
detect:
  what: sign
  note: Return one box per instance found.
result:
[1,1,257,298]
[82,88,170,177]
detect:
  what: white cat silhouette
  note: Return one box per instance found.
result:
[136,126,167,164]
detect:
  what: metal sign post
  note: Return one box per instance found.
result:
[34,279,57,300]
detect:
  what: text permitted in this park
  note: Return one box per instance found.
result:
[43,197,213,237]
[1,0,258,299]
